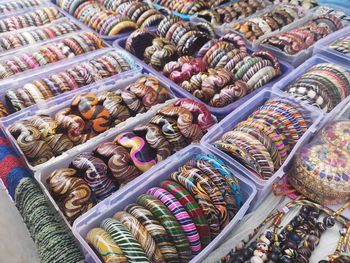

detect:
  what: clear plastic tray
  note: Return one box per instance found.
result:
[0,47,140,120]
[114,36,294,120]
[255,7,350,67]
[313,25,350,65]
[0,2,63,22]
[0,0,50,18]
[151,0,239,21]
[272,53,350,117]
[72,144,257,263]
[201,89,323,206]
[218,4,310,50]
[0,18,90,58]
[1,71,176,172]
[0,31,110,81]
[53,4,158,44]
[33,98,178,228]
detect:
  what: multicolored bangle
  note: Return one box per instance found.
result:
[4,50,134,115]
[0,7,63,33]
[261,13,345,55]
[59,0,164,36]
[214,97,310,179]
[286,63,350,112]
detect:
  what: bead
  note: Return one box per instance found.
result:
[268,253,279,261]
[298,246,312,257]
[289,233,302,244]
[270,246,281,255]
[323,216,335,228]
[339,228,347,235]
[260,235,271,245]
[254,250,267,260]
[257,243,268,251]
[280,255,292,263]
[284,240,298,250]
[251,256,264,263]
[284,248,296,257]
[242,249,252,260]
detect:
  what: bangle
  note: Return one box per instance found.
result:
[106,19,137,36]
[160,179,211,247]
[86,228,127,263]
[137,194,192,263]
[147,187,202,255]
[113,211,165,263]
[125,204,179,262]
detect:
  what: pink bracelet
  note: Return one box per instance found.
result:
[22,53,39,69]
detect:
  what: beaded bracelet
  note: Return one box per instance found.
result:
[220,199,350,263]
[214,97,310,179]
[0,7,63,33]
[14,178,85,263]
[2,50,134,116]
[84,153,242,262]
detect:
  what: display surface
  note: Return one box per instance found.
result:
[0,0,349,262]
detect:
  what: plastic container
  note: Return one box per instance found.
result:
[52,4,159,44]
[11,1,131,44]
[0,31,110,81]
[0,2,64,21]
[0,2,100,42]
[313,26,350,65]
[151,0,239,21]
[72,144,257,263]
[114,36,294,120]
[33,98,218,234]
[201,89,323,206]
[0,0,50,18]
[255,8,350,67]
[1,71,176,172]
[0,18,91,58]
[0,47,140,120]
[218,4,310,50]
[33,98,178,228]
[272,53,350,117]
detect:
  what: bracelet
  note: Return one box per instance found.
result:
[0,7,63,33]
[125,203,179,262]
[0,32,105,80]
[262,13,344,55]
[3,51,134,116]
[214,97,310,179]
[113,211,165,262]
[286,63,350,112]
